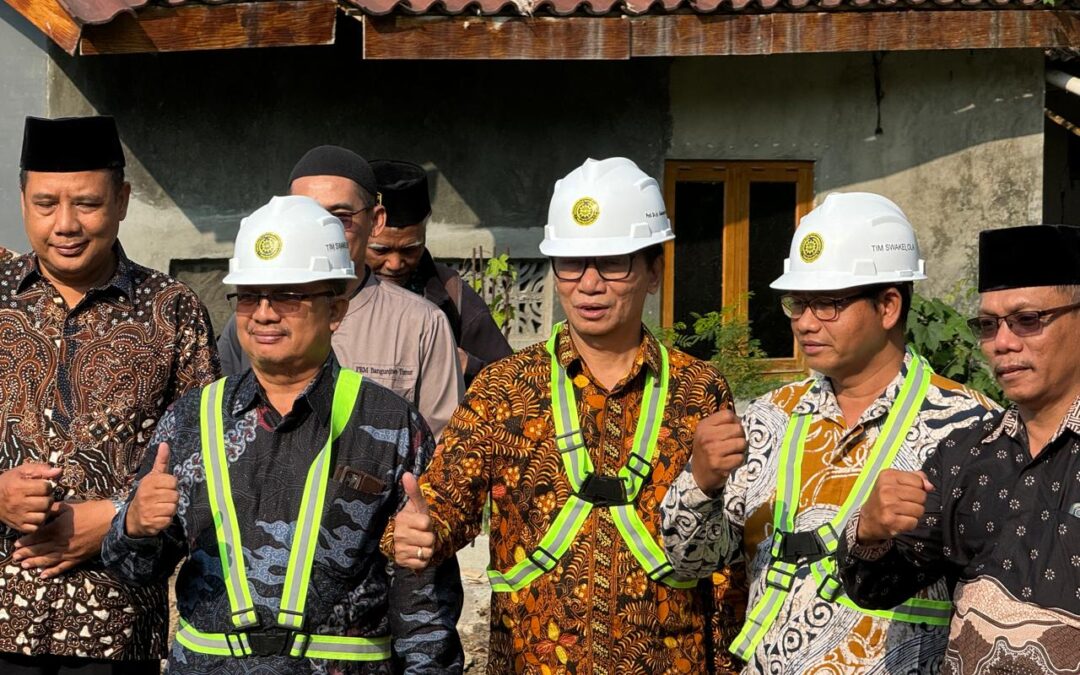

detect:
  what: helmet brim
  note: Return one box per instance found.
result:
[539,233,674,258]
[770,270,927,291]
[222,269,357,286]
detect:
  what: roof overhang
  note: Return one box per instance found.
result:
[5,0,1080,58]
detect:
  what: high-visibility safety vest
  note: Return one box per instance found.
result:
[176,370,392,661]
[730,354,953,661]
[487,324,695,592]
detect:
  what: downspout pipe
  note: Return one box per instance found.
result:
[1048,69,1080,98]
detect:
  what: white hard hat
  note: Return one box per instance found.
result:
[223,195,357,286]
[770,192,927,291]
[539,157,674,257]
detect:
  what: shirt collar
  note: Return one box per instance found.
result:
[554,322,664,387]
[794,351,915,425]
[231,353,338,425]
[983,393,1080,445]
[15,241,135,302]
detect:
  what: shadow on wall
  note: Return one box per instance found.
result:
[46,26,673,245]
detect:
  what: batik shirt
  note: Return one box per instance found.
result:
[101,357,464,674]
[838,394,1080,675]
[383,325,745,674]
[0,245,218,659]
[660,353,996,674]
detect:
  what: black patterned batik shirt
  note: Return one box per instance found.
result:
[0,245,219,659]
[102,356,464,674]
[838,394,1080,675]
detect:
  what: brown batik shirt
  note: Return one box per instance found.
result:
[384,324,746,674]
[0,245,219,660]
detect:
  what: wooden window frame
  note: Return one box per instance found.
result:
[661,160,814,375]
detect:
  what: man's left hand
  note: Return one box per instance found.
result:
[12,500,117,579]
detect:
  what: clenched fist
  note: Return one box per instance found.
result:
[393,472,435,571]
[691,408,747,494]
[0,462,61,533]
[856,469,934,545]
[125,443,178,538]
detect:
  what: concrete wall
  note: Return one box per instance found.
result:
[42,44,1043,327]
[0,5,49,251]
[46,43,671,275]
[670,50,1045,299]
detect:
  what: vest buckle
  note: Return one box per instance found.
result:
[576,474,628,506]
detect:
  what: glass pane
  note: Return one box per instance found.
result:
[748,182,796,359]
[673,181,724,361]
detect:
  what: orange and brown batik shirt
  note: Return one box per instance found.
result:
[385,324,746,674]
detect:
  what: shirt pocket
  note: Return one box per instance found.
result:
[345,362,418,404]
[314,478,393,581]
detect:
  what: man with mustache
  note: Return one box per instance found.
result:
[367,160,513,386]
[0,116,218,673]
[386,157,750,673]
[102,195,463,673]
[838,224,1080,674]
[217,146,464,438]
[659,192,997,673]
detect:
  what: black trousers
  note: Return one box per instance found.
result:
[0,653,160,675]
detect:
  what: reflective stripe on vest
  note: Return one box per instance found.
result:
[487,324,694,592]
[176,619,392,661]
[181,369,390,661]
[730,354,951,661]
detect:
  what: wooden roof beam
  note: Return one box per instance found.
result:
[3,0,82,54]
[79,0,338,55]
[362,10,1080,60]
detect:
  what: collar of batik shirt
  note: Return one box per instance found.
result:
[794,350,918,429]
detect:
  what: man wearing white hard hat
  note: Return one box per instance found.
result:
[659,192,998,673]
[102,196,463,673]
[384,157,749,672]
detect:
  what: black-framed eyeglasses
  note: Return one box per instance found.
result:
[552,254,636,282]
[966,301,1080,340]
[226,291,337,315]
[779,289,878,322]
[331,204,376,227]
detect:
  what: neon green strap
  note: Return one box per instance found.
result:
[176,618,391,661]
[200,379,258,628]
[197,370,375,655]
[731,354,941,661]
[489,323,688,591]
[487,496,594,591]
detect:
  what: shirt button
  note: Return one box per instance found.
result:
[52,296,63,305]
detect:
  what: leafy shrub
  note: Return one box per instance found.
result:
[906,292,1004,404]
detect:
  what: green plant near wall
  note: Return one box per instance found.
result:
[660,297,797,401]
[905,292,1005,405]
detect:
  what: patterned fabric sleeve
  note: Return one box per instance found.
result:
[101,407,189,585]
[412,365,502,564]
[836,439,953,610]
[387,409,465,674]
[656,388,760,578]
[169,287,222,399]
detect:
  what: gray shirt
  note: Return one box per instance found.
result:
[218,270,464,439]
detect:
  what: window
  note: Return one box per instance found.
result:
[661,161,814,374]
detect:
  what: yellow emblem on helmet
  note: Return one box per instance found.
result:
[571,197,600,226]
[799,232,824,263]
[254,232,283,261]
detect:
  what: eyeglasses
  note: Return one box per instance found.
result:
[552,254,636,282]
[779,290,877,321]
[966,301,1080,340]
[330,205,376,227]
[227,291,337,315]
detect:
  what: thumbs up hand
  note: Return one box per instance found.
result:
[856,469,935,545]
[393,472,436,570]
[125,443,179,539]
